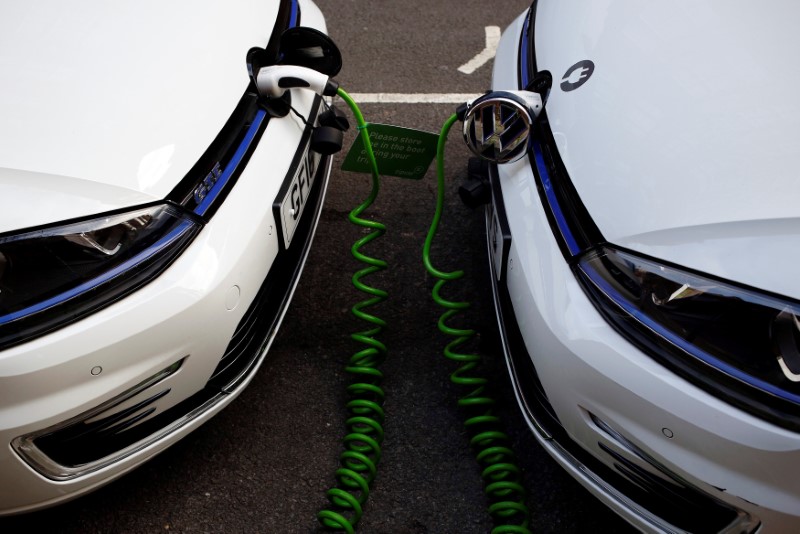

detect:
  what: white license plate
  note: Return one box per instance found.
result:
[278,146,320,248]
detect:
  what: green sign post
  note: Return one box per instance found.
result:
[341,123,439,180]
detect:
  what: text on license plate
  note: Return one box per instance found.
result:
[278,147,320,248]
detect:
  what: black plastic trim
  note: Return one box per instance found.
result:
[265,0,296,61]
[526,119,605,260]
[36,389,171,466]
[518,1,538,85]
[598,443,740,533]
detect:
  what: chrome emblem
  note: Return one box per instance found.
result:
[193,162,223,204]
[463,94,534,164]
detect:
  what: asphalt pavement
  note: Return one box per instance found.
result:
[2,1,638,532]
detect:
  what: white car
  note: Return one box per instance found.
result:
[0,0,338,515]
[465,1,800,532]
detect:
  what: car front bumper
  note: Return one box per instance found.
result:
[488,10,800,534]
[0,87,331,515]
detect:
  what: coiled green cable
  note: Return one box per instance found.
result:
[423,114,532,534]
[317,88,387,534]
[317,100,531,532]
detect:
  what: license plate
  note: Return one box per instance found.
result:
[487,200,504,282]
[486,188,511,283]
[276,146,320,249]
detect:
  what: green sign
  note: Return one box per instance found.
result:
[341,123,439,180]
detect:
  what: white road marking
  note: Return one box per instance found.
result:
[457,26,502,75]
[347,93,481,104]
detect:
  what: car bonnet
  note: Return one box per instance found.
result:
[0,0,282,234]
[532,0,800,299]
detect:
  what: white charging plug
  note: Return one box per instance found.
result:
[255,65,339,98]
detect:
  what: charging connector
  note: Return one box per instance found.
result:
[256,64,339,98]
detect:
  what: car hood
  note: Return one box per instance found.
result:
[0,0,280,233]
[533,0,800,299]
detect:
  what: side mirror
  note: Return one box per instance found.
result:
[278,26,342,77]
[462,91,542,164]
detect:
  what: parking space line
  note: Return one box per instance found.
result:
[458,26,502,74]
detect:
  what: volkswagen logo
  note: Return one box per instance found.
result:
[462,91,539,164]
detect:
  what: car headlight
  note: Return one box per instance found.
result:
[0,203,201,350]
[0,88,275,351]
[575,245,800,429]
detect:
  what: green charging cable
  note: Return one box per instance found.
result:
[317,88,388,534]
[423,114,532,534]
[317,97,531,533]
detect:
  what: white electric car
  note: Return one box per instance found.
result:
[0,0,337,515]
[470,1,800,532]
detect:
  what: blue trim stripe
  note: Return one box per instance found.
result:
[194,109,267,217]
[532,141,581,255]
[580,261,800,405]
[520,11,580,257]
[289,0,299,28]
[0,219,197,326]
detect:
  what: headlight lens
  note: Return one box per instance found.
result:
[576,246,800,429]
[0,203,201,350]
